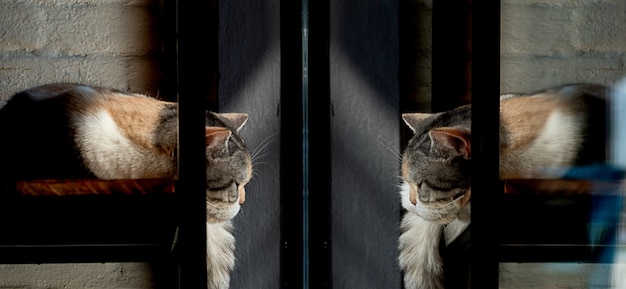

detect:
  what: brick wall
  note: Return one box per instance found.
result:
[0,0,164,100]
[501,0,626,93]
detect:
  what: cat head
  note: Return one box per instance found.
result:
[204,112,252,223]
[401,109,472,224]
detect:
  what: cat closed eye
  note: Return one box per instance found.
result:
[207,182,236,192]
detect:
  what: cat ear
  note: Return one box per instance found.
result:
[205,127,232,150]
[217,113,248,132]
[428,127,471,159]
[402,113,434,133]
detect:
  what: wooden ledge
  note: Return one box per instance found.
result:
[13,178,176,196]
[503,178,624,195]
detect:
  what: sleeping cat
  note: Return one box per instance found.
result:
[0,83,252,289]
[398,83,608,289]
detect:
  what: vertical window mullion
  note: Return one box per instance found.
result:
[176,0,218,287]
[307,0,332,288]
[280,0,304,288]
[470,1,501,288]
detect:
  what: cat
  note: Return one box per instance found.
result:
[398,83,609,289]
[0,83,252,289]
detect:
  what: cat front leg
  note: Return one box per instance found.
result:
[399,211,445,289]
[206,221,236,289]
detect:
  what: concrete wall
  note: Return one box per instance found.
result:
[0,263,157,289]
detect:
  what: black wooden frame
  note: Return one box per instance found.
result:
[430,1,501,288]
[280,1,332,288]
[469,1,501,288]
[307,0,332,288]
[279,1,304,288]
[176,0,219,286]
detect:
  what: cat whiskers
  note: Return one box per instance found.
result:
[436,194,466,207]
[375,134,402,161]
[445,192,466,204]
[251,131,281,163]
[235,201,248,222]
[427,200,463,222]
[248,131,280,189]
[247,171,263,190]
[370,133,403,184]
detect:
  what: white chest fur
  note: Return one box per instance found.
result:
[398,181,471,289]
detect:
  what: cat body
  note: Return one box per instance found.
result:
[0,83,252,289]
[398,83,608,288]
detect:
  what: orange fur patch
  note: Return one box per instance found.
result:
[499,94,561,153]
[101,94,171,154]
[238,185,246,205]
[409,183,418,205]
